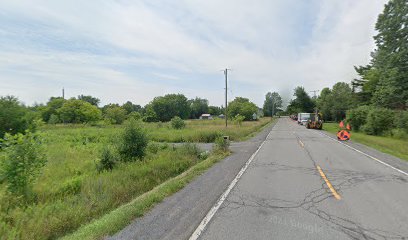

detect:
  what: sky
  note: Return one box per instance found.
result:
[0,0,388,107]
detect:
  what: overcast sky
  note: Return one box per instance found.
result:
[0,0,388,107]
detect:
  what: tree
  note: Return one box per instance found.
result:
[122,101,142,114]
[286,87,315,113]
[263,92,283,117]
[77,95,100,107]
[117,119,148,161]
[329,82,354,121]
[189,97,209,119]
[58,99,102,123]
[149,94,190,122]
[40,97,65,123]
[0,96,31,138]
[315,82,354,121]
[316,87,333,121]
[208,106,222,116]
[104,106,127,124]
[142,104,158,122]
[354,0,408,109]
[228,97,258,121]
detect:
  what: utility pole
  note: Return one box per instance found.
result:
[310,90,319,99]
[62,87,65,99]
[224,69,230,127]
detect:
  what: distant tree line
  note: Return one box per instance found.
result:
[285,0,408,137]
[0,92,265,139]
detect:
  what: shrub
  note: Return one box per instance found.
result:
[214,136,230,152]
[394,111,408,133]
[128,112,142,121]
[0,96,30,138]
[146,142,168,154]
[362,108,395,135]
[346,105,372,131]
[58,99,102,124]
[96,146,117,172]
[48,114,60,124]
[233,114,245,126]
[104,106,127,124]
[117,119,148,161]
[0,132,46,199]
[171,116,185,129]
[58,176,83,195]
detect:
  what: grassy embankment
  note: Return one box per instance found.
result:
[0,118,273,240]
[323,122,408,161]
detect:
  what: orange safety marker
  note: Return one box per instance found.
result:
[337,130,350,141]
[346,123,351,130]
[339,121,344,128]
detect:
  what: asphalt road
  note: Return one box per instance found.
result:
[108,121,275,240]
[197,118,408,240]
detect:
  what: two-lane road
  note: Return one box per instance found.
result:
[196,118,408,240]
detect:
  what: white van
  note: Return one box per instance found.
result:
[297,113,311,125]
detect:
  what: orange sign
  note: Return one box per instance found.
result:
[337,130,350,141]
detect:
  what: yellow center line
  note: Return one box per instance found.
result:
[316,166,341,200]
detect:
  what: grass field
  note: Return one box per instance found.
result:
[0,118,272,240]
[323,123,408,161]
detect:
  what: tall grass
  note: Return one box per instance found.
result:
[0,119,271,239]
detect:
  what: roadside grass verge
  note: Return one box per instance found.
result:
[323,123,408,161]
[61,151,230,240]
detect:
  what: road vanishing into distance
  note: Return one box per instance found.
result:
[111,118,408,240]
[195,118,408,240]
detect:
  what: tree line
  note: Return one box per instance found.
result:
[286,0,408,137]
[1,92,269,139]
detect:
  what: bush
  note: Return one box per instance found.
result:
[104,106,127,124]
[233,114,245,126]
[48,114,60,124]
[394,111,408,133]
[0,132,46,199]
[346,105,372,131]
[96,146,117,172]
[0,96,30,138]
[214,136,230,152]
[58,99,102,124]
[362,108,395,135]
[117,119,148,161]
[171,116,186,129]
[128,112,142,121]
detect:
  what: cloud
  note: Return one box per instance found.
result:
[0,0,388,106]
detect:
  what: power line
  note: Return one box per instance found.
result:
[310,90,319,98]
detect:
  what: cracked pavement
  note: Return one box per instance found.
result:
[199,118,408,240]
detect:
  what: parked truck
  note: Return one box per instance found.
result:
[297,113,311,125]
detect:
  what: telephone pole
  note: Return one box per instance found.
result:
[310,90,319,99]
[62,87,65,99]
[224,69,230,127]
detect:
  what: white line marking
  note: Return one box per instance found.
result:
[318,131,408,177]
[189,128,274,240]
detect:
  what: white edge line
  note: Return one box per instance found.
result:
[189,128,274,240]
[319,131,408,177]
